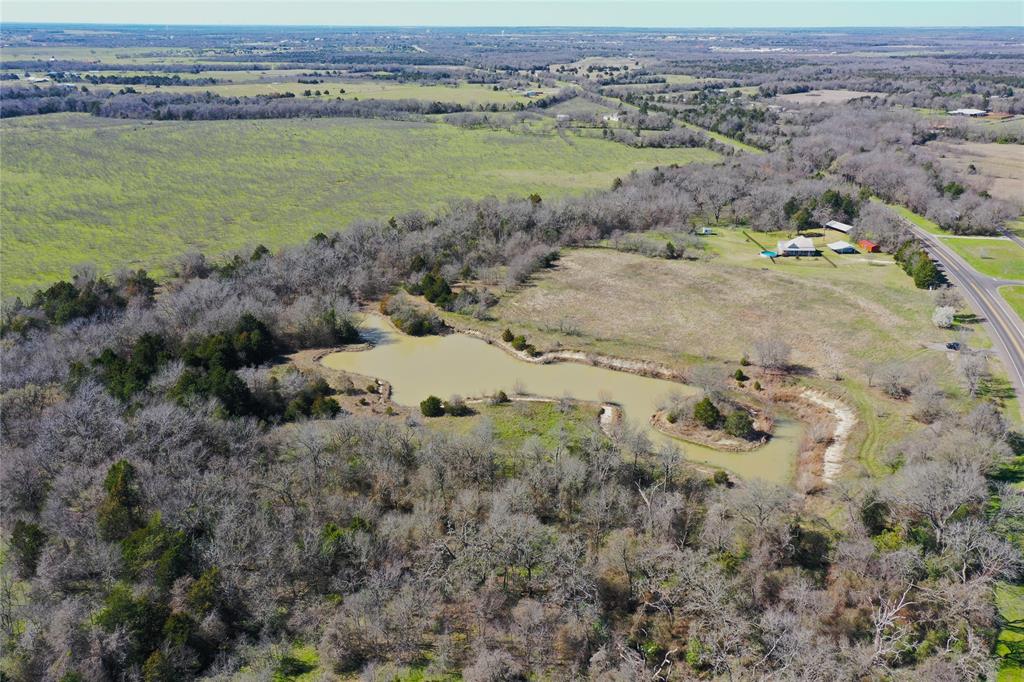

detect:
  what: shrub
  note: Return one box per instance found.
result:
[310,396,341,419]
[383,296,444,336]
[10,520,47,578]
[92,333,170,401]
[913,258,942,289]
[712,470,730,486]
[501,328,514,343]
[96,583,168,669]
[511,335,528,351]
[492,390,510,404]
[733,369,747,382]
[753,381,762,391]
[187,567,221,614]
[445,395,472,417]
[724,410,755,439]
[121,513,190,590]
[420,395,444,417]
[693,397,722,429]
[932,305,955,329]
[98,460,143,541]
[410,272,453,307]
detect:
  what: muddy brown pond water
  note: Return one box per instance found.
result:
[322,315,801,484]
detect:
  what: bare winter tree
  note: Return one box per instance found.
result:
[752,337,792,373]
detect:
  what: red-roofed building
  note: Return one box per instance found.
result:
[858,239,879,253]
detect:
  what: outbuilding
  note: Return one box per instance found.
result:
[858,239,880,253]
[776,236,817,256]
[827,240,857,254]
[825,220,853,234]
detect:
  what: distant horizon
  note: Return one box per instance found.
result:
[3,1,1022,29]
[3,21,1022,30]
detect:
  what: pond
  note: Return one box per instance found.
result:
[322,315,801,484]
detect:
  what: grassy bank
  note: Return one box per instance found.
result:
[1,113,718,297]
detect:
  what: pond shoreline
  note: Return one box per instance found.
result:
[301,311,854,489]
[444,313,856,490]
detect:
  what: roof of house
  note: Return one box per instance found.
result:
[778,236,816,251]
[948,108,987,116]
[828,240,855,251]
[825,220,853,233]
[858,238,878,245]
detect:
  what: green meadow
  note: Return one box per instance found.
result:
[942,237,1024,281]
[1,113,718,297]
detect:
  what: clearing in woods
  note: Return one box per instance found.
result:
[774,89,880,104]
[929,140,1024,207]
[1,113,718,297]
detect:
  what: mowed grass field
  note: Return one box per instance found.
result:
[942,237,1024,280]
[1,113,718,297]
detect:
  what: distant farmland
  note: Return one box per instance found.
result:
[1,114,718,296]
[775,89,880,104]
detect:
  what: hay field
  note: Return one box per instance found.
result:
[1,113,718,296]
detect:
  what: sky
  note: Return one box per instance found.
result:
[2,0,1021,28]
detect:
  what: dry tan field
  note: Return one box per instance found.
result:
[929,140,1024,207]
[776,89,880,104]
[470,246,948,383]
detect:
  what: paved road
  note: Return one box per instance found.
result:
[902,220,1024,419]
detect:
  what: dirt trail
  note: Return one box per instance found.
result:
[800,389,856,484]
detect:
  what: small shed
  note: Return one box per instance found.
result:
[777,236,817,257]
[698,227,714,235]
[858,239,880,253]
[825,220,853,234]
[555,114,571,122]
[827,240,857,254]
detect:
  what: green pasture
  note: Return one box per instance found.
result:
[1,113,718,297]
[997,582,1024,681]
[1002,286,1024,320]
[942,237,1024,280]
